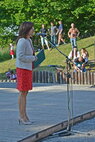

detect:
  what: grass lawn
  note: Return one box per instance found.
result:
[0,36,95,79]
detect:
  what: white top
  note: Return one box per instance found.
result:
[68,50,80,60]
[16,38,36,71]
[81,53,88,63]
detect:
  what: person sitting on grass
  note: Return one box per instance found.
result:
[6,69,11,79]
[6,69,17,80]
[68,48,80,61]
[80,48,89,63]
[10,70,17,80]
[74,56,86,72]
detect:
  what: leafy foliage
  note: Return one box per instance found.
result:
[0,0,95,47]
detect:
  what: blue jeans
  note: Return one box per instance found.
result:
[70,38,77,48]
[51,35,56,45]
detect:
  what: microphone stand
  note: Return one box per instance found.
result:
[90,40,95,88]
[46,39,91,137]
[48,41,75,135]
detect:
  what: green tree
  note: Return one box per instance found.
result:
[0,0,95,47]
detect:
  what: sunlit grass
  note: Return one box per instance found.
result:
[0,36,95,79]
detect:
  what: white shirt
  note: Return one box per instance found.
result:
[68,51,80,60]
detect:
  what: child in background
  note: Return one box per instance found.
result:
[10,70,17,80]
[10,43,15,59]
[6,69,17,80]
[6,69,11,79]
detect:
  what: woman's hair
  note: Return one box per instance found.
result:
[16,22,34,44]
[81,48,86,52]
[81,48,89,57]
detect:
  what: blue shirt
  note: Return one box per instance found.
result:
[40,28,47,37]
[58,24,63,32]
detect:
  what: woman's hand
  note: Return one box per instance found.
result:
[35,56,38,61]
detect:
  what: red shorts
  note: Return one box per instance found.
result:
[16,68,33,91]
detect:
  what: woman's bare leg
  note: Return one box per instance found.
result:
[18,91,29,121]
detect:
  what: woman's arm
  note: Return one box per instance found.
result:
[17,39,36,63]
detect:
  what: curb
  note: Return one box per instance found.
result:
[0,79,16,82]
[18,110,95,142]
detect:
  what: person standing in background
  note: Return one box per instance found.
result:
[50,22,57,45]
[40,24,50,50]
[16,22,37,125]
[56,21,65,46]
[68,23,80,49]
[68,48,80,60]
[10,43,15,59]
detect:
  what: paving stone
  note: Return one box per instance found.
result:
[0,83,95,142]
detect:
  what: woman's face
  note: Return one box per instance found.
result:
[81,49,84,53]
[27,27,34,38]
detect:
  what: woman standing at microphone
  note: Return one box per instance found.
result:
[16,22,37,125]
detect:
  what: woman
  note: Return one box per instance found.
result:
[16,22,37,125]
[81,48,89,63]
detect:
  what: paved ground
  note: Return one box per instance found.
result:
[43,118,95,142]
[0,82,95,142]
